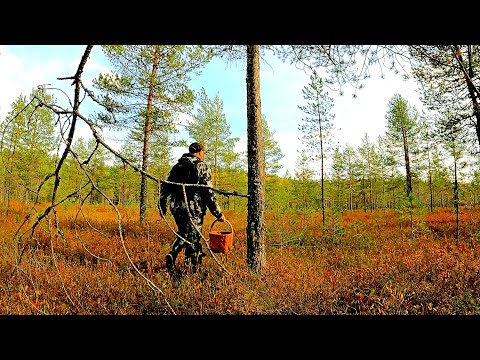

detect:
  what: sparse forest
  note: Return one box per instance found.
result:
[1,45,480,315]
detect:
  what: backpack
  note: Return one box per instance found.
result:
[169,159,198,184]
[166,157,200,197]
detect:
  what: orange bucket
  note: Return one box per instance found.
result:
[209,219,234,254]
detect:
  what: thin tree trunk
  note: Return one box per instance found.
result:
[122,163,126,207]
[321,147,325,225]
[314,91,325,225]
[349,174,353,210]
[246,45,266,274]
[427,146,434,212]
[362,176,366,213]
[214,133,218,188]
[369,163,373,212]
[403,136,412,197]
[454,154,459,245]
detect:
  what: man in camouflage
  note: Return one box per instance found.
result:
[160,142,225,274]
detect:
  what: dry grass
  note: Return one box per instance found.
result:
[1,202,480,315]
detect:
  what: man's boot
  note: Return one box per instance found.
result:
[165,253,174,273]
[166,238,183,273]
[185,243,204,273]
[190,251,206,274]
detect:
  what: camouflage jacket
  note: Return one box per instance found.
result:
[159,153,223,219]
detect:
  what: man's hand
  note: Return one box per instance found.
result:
[218,214,226,222]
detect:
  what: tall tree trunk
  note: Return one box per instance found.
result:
[362,176,366,212]
[403,136,412,197]
[246,45,266,274]
[5,144,15,216]
[315,95,325,225]
[454,153,459,245]
[320,145,325,225]
[336,176,341,210]
[139,118,151,224]
[381,170,385,209]
[139,48,159,224]
[122,163,127,207]
[214,133,218,188]
[427,149,433,212]
[369,163,373,212]
[349,174,353,210]
[456,46,480,150]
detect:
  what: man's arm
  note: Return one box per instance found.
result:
[196,161,224,220]
[159,181,170,215]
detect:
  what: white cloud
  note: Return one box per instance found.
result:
[333,72,423,149]
[0,46,34,119]
[0,46,80,120]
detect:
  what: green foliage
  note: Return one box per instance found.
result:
[298,73,335,156]
[384,94,420,198]
[273,45,411,98]
[188,88,239,159]
[91,45,214,222]
[0,88,57,204]
[409,45,480,155]
[262,115,284,176]
[385,94,417,143]
[266,175,289,210]
[185,87,240,188]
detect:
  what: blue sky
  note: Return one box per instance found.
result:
[0,45,424,177]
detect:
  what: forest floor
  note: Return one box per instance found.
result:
[1,201,480,315]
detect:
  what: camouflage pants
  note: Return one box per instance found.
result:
[168,211,205,268]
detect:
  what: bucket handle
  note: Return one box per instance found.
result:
[210,218,233,233]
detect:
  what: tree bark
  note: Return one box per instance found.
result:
[454,153,459,245]
[456,46,480,150]
[402,133,413,197]
[246,45,266,273]
[427,148,434,212]
[139,47,159,224]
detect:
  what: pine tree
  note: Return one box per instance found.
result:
[246,45,266,274]
[385,94,419,199]
[185,87,239,188]
[410,45,480,152]
[0,88,56,208]
[92,45,213,224]
[330,146,346,211]
[293,150,315,211]
[298,72,335,225]
[261,115,284,176]
[357,133,378,212]
[341,144,361,210]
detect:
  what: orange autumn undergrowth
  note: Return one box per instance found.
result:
[1,203,480,315]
